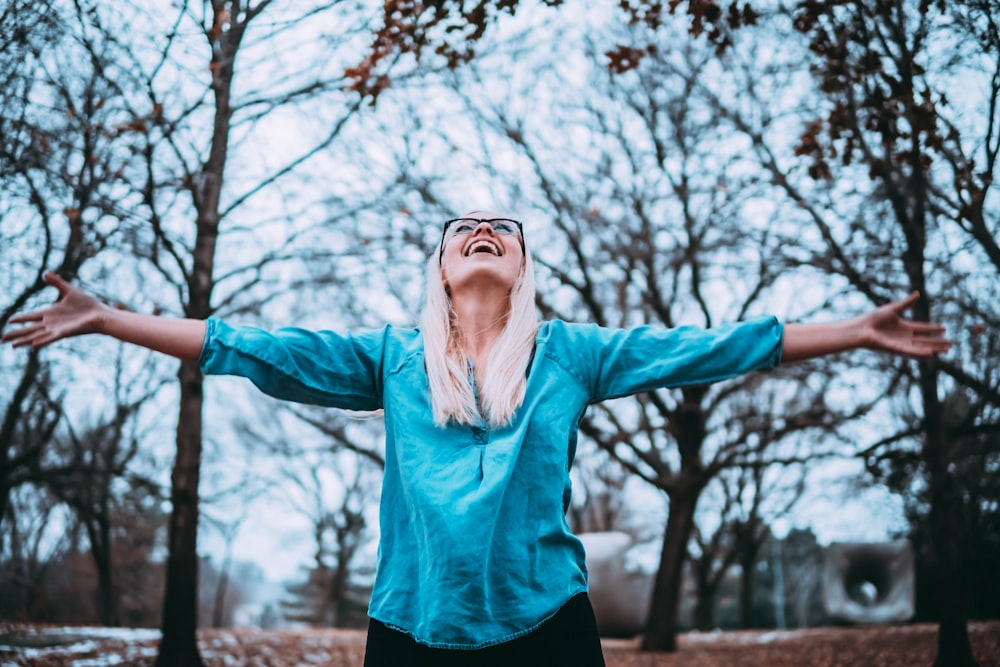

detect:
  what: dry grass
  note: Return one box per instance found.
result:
[603,622,1000,666]
[1,621,998,666]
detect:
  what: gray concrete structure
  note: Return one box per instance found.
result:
[580,532,653,637]
[822,541,915,624]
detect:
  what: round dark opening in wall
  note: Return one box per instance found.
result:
[844,555,891,607]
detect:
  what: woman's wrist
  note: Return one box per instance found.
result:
[843,316,868,351]
[94,302,117,336]
[782,318,866,364]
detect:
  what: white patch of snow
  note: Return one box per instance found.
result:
[73,655,123,666]
[0,627,160,663]
[58,627,160,642]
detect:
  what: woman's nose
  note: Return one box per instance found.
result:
[473,221,496,235]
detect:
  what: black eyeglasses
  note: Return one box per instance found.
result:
[439,218,524,262]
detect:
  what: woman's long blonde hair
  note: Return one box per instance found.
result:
[420,247,539,428]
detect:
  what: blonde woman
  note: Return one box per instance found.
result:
[4,214,950,666]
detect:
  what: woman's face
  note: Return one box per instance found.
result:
[439,212,524,295]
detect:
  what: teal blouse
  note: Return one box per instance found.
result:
[199,316,783,648]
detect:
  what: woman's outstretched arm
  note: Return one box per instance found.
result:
[781,292,951,364]
[2,272,206,361]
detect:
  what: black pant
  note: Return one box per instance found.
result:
[363,592,606,667]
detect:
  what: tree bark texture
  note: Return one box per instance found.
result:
[156,3,243,663]
[693,578,718,632]
[739,544,760,629]
[157,360,206,667]
[903,162,977,666]
[923,358,978,667]
[0,353,41,528]
[642,489,699,652]
[86,512,120,627]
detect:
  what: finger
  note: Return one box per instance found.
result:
[914,340,951,352]
[2,324,45,343]
[12,337,50,350]
[911,334,950,348]
[909,321,947,335]
[875,327,951,356]
[10,333,45,349]
[891,291,920,314]
[10,328,60,349]
[44,271,73,296]
[7,310,46,325]
[31,332,60,349]
[908,339,952,356]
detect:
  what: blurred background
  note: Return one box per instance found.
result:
[0,0,996,664]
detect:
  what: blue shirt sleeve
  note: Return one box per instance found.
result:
[198,318,389,410]
[552,316,784,403]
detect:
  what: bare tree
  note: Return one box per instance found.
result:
[57,1,393,662]
[277,450,377,628]
[200,510,249,629]
[0,485,65,620]
[346,0,761,100]
[689,454,806,631]
[112,483,168,628]
[43,354,163,626]
[3,0,428,654]
[777,527,825,628]
[704,2,1000,663]
[0,5,167,626]
[567,448,631,536]
[229,399,382,628]
[689,508,741,631]
[1,0,143,530]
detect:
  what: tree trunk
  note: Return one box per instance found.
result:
[691,548,719,632]
[0,351,42,529]
[641,490,699,651]
[693,580,716,632]
[212,542,233,628]
[155,3,242,663]
[157,360,206,667]
[739,544,759,629]
[905,210,977,665]
[329,563,348,628]
[87,513,120,626]
[212,570,230,628]
[923,360,978,667]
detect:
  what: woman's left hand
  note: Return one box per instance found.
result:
[858,291,952,358]
[781,292,952,364]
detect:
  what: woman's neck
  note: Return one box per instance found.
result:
[451,289,509,361]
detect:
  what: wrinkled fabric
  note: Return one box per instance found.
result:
[199,316,783,648]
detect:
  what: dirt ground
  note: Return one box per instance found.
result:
[1,621,998,666]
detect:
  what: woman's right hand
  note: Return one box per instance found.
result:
[2,272,111,349]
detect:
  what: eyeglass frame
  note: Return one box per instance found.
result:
[438,217,525,263]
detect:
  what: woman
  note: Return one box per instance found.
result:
[3,214,950,666]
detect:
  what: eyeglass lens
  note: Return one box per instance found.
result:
[447,218,521,236]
